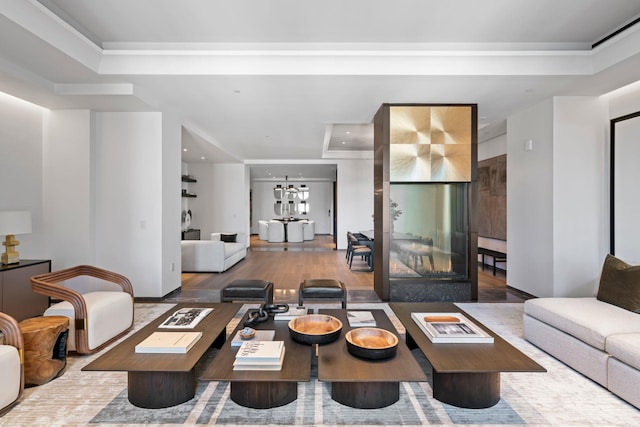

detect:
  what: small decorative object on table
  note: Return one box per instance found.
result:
[239,327,256,339]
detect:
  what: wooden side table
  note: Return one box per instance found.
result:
[19,316,69,386]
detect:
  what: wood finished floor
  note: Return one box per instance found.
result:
[171,235,527,304]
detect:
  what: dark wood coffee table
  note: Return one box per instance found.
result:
[390,302,546,409]
[318,309,428,409]
[200,309,312,409]
[82,303,241,409]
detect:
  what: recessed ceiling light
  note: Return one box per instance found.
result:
[201,156,206,160]
[341,141,346,145]
[183,148,188,152]
[346,131,351,135]
[234,90,241,93]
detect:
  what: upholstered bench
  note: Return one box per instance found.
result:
[221,280,274,305]
[299,279,347,308]
[19,316,68,386]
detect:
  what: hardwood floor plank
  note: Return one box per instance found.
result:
[173,235,528,304]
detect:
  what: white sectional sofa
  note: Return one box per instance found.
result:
[523,254,640,408]
[181,232,247,272]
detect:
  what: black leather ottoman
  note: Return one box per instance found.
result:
[298,279,347,308]
[221,279,274,304]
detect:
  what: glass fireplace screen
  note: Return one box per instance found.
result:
[389,183,469,279]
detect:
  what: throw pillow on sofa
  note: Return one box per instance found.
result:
[597,254,640,313]
[220,233,237,243]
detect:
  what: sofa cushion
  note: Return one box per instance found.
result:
[44,291,133,351]
[606,333,640,371]
[220,233,237,243]
[597,254,640,313]
[524,297,640,350]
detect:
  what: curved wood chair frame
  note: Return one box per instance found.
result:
[0,312,24,416]
[30,265,134,355]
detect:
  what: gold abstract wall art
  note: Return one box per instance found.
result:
[389,106,472,182]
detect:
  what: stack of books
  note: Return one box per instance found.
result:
[233,340,285,371]
[134,331,203,353]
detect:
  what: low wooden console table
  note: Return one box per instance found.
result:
[200,309,312,409]
[318,309,427,409]
[390,302,545,409]
[82,303,241,409]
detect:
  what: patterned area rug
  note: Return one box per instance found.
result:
[3,303,640,426]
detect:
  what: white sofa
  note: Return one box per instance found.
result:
[181,232,247,272]
[524,297,640,408]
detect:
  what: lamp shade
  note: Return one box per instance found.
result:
[0,211,32,235]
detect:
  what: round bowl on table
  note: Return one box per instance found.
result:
[288,314,343,345]
[345,327,398,360]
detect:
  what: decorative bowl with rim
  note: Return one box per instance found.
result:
[288,314,343,345]
[345,327,398,360]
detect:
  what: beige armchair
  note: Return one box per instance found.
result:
[0,312,23,416]
[31,265,134,355]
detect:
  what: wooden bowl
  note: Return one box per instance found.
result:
[345,327,398,360]
[288,314,343,345]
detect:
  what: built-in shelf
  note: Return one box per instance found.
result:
[181,175,197,183]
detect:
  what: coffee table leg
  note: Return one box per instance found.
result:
[230,381,297,409]
[432,371,500,409]
[128,370,196,409]
[331,382,399,409]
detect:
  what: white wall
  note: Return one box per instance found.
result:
[42,110,95,268]
[187,162,249,244]
[250,180,334,235]
[161,114,183,295]
[508,96,608,298]
[94,112,165,298]
[507,99,555,297]
[336,159,374,250]
[552,97,608,296]
[0,93,44,259]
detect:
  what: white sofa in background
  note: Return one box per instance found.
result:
[523,255,640,408]
[181,232,247,272]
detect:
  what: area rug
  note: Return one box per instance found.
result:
[3,303,640,426]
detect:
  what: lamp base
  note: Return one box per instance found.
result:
[1,234,20,265]
[1,251,19,265]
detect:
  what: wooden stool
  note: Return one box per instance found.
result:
[299,279,347,308]
[222,280,274,304]
[19,316,69,386]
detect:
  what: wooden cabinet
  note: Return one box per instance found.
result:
[0,259,51,321]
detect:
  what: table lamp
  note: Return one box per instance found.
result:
[0,210,32,265]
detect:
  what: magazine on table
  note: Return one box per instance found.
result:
[411,312,494,344]
[273,306,308,320]
[159,307,213,329]
[135,331,202,353]
[347,311,376,327]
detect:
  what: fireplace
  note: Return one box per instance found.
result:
[373,104,478,302]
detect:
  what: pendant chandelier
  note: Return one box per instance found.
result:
[274,176,309,217]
